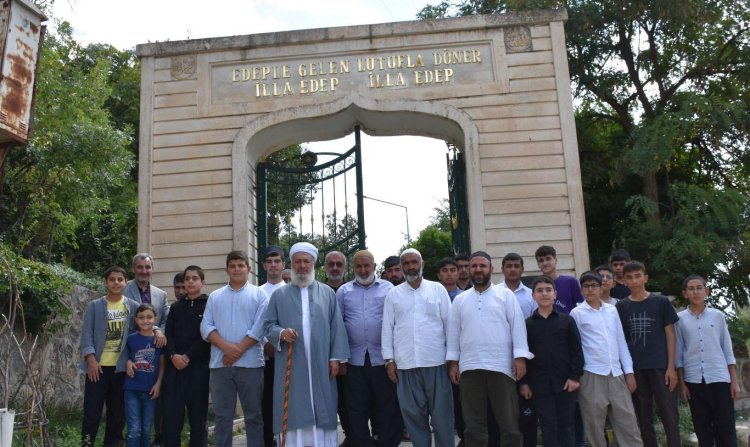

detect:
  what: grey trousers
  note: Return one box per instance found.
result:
[578,372,643,447]
[209,366,264,447]
[396,365,454,447]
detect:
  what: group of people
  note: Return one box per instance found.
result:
[78,244,739,447]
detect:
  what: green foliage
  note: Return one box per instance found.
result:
[411,226,454,280]
[0,21,138,273]
[419,0,750,304]
[0,244,100,333]
[618,184,747,301]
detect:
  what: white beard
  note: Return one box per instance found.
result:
[291,270,315,288]
[355,272,375,286]
[405,267,423,283]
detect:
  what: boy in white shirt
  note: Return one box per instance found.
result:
[570,271,642,447]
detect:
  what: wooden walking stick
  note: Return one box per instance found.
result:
[281,341,293,447]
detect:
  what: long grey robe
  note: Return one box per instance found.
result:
[263,281,350,433]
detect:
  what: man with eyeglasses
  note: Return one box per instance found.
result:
[325,251,347,292]
[594,265,618,306]
[324,250,351,446]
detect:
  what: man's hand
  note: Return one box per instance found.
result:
[519,384,532,400]
[86,355,102,382]
[222,343,243,366]
[153,330,167,348]
[732,380,741,400]
[448,361,460,385]
[513,358,527,381]
[171,354,189,370]
[329,360,339,379]
[281,328,298,344]
[563,379,580,392]
[338,363,347,376]
[625,373,637,393]
[387,362,398,384]
[150,382,161,399]
[665,367,678,392]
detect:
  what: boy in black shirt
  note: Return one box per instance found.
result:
[615,261,680,447]
[162,265,211,447]
[520,276,584,447]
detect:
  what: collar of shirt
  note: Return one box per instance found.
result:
[229,281,249,293]
[530,308,559,320]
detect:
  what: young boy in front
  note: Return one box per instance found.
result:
[80,266,141,447]
[124,303,165,447]
[676,274,739,447]
[534,245,583,314]
[571,272,643,447]
[163,265,211,447]
[200,251,268,447]
[520,276,583,447]
[615,261,680,447]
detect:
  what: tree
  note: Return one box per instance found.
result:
[419,0,750,301]
[399,201,454,280]
[0,21,137,273]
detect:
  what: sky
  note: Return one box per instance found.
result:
[52,0,451,266]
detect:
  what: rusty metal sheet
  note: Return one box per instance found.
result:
[0,0,46,144]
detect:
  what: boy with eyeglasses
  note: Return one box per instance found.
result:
[570,272,642,447]
[676,274,739,447]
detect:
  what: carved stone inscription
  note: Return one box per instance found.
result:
[210,43,494,103]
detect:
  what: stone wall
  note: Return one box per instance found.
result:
[0,286,96,409]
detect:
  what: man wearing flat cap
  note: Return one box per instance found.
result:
[264,242,350,447]
[336,250,402,447]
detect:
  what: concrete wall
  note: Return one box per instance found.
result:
[136,10,589,295]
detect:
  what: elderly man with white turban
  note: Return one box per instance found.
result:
[264,242,350,447]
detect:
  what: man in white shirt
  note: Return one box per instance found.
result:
[381,248,453,447]
[447,251,533,447]
[498,252,536,319]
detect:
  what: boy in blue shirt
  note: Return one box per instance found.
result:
[124,303,165,447]
[676,274,739,447]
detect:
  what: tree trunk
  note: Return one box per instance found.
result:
[643,170,661,222]
[0,145,8,206]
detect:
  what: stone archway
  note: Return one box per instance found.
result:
[136,10,589,294]
[230,94,484,257]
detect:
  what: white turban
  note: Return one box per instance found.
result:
[290,242,318,261]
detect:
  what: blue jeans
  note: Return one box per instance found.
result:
[124,389,156,447]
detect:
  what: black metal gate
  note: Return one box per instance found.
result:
[256,127,366,281]
[447,144,471,255]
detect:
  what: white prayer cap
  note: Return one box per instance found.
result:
[290,242,318,261]
[400,248,422,260]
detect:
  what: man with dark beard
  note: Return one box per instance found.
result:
[336,250,402,447]
[447,251,533,447]
[382,248,454,447]
[264,242,349,447]
[382,256,404,286]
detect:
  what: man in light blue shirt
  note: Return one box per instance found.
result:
[337,250,402,447]
[200,250,268,447]
[676,274,739,447]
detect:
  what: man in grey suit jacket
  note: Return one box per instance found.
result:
[123,253,169,347]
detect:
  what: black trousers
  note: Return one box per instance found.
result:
[81,366,125,447]
[344,354,403,447]
[686,381,737,447]
[632,368,681,447]
[518,394,537,447]
[534,391,577,447]
[161,362,210,447]
[262,359,275,447]
[452,382,465,440]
